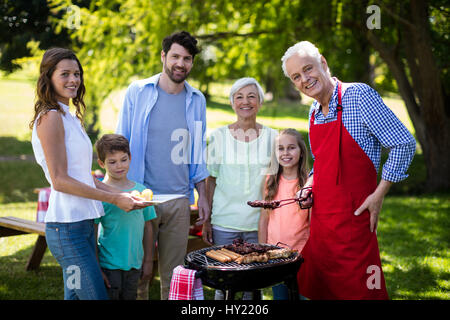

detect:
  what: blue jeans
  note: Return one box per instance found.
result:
[45,220,109,300]
[212,228,259,300]
[211,227,258,246]
[272,283,289,300]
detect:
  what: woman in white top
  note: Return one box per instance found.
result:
[203,77,278,299]
[30,48,149,300]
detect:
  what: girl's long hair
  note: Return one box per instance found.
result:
[264,128,309,201]
[29,48,86,129]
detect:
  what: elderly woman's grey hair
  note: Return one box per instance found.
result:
[229,77,265,105]
[281,41,331,78]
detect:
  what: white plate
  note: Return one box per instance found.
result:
[139,194,186,205]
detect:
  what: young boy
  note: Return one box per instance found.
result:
[94,134,156,300]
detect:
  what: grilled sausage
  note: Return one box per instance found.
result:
[220,248,242,260]
[206,250,232,263]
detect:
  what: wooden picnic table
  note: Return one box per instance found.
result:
[0,216,47,271]
[1,189,206,271]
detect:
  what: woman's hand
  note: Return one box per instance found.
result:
[113,193,151,212]
[202,220,213,245]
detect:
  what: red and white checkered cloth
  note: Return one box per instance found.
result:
[168,265,204,300]
[36,187,51,223]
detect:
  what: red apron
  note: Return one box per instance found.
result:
[298,81,389,300]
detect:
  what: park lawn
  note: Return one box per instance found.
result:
[0,79,35,142]
[0,194,448,300]
[0,77,448,300]
[378,195,450,299]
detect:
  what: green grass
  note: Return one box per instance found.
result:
[1,194,448,300]
[0,78,35,141]
[0,77,448,300]
[378,195,450,299]
[0,161,47,203]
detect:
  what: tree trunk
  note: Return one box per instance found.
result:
[407,0,450,191]
[366,0,450,191]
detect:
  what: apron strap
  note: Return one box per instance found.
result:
[336,80,343,185]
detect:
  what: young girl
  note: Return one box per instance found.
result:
[258,128,310,300]
[30,48,149,300]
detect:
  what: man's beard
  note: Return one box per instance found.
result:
[164,64,190,84]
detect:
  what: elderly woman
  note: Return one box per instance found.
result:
[203,77,278,299]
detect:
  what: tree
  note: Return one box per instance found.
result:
[0,0,85,73]
[339,0,449,191]
[45,0,448,190]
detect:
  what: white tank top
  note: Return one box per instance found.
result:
[31,102,104,223]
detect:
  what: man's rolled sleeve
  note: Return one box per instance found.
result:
[359,86,416,183]
[381,138,416,182]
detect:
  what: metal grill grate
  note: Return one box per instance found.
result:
[185,245,300,270]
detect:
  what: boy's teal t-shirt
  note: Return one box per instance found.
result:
[95,182,156,271]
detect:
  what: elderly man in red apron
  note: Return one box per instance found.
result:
[281,41,416,299]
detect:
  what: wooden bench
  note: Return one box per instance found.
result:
[0,216,47,271]
[0,213,207,273]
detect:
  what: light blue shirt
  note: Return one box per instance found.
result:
[116,73,209,204]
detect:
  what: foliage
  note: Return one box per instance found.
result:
[4,0,449,188]
[0,0,72,72]
[44,0,385,137]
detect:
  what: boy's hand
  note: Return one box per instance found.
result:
[140,260,153,281]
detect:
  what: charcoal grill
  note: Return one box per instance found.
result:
[184,244,304,300]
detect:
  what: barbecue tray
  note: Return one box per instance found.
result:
[184,244,304,295]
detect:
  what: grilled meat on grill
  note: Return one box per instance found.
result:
[235,249,295,264]
[267,248,294,259]
[223,239,272,255]
[236,252,269,264]
[247,200,281,209]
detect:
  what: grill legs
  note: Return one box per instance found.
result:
[224,290,235,300]
[285,275,300,301]
[222,289,262,300]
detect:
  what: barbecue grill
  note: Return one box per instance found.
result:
[184,244,304,300]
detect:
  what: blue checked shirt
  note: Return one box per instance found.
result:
[309,81,416,183]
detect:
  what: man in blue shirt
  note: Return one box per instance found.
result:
[116,31,209,300]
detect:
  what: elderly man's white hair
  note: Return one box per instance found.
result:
[281,41,330,78]
[229,77,265,105]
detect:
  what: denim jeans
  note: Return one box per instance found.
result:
[211,228,258,246]
[272,283,289,300]
[45,219,109,300]
[212,228,259,300]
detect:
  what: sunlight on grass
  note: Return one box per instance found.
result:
[0,77,447,300]
[0,79,35,140]
[378,195,450,300]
